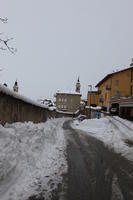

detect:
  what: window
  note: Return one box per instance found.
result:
[92,95,95,102]
[116,80,119,86]
[64,98,67,102]
[59,98,61,102]
[116,90,120,97]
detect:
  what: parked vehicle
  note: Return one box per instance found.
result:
[77,115,88,121]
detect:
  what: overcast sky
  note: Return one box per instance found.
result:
[0,0,133,100]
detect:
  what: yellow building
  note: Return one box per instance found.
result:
[87,91,99,107]
[95,66,133,111]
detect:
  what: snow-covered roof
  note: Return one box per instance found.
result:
[48,106,56,111]
[96,66,133,87]
[86,106,102,110]
[0,84,52,111]
[56,90,81,96]
[56,109,80,115]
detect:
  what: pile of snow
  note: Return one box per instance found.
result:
[85,106,102,110]
[56,109,79,115]
[48,106,56,111]
[113,116,133,129]
[37,98,56,111]
[72,117,133,161]
[0,118,67,200]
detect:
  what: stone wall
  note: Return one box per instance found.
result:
[0,91,78,125]
[0,91,55,125]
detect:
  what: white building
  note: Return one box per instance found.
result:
[56,78,81,113]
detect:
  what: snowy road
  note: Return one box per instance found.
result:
[62,119,133,200]
[0,117,133,200]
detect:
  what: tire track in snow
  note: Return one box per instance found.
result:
[63,120,133,200]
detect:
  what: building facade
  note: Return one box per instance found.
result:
[56,92,81,113]
[87,91,99,107]
[56,78,81,113]
[95,67,133,110]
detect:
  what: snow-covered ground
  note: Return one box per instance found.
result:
[72,116,133,162]
[0,118,67,200]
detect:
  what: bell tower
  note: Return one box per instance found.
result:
[75,77,80,93]
[13,80,19,93]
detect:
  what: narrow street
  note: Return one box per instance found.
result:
[1,118,133,200]
[1,1,133,200]
[61,120,133,200]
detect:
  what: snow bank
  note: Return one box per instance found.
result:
[113,116,133,130]
[85,106,102,110]
[0,119,67,200]
[72,117,133,161]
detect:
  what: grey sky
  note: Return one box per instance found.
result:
[0,0,133,100]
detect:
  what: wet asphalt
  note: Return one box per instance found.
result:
[28,120,133,200]
[62,120,133,200]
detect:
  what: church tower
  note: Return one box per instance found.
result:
[75,77,80,93]
[13,80,19,93]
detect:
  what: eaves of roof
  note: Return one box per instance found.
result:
[95,66,133,87]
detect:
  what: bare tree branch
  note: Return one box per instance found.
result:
[0,37,17,54]
[0,17,8,23]
[0,17,17,54]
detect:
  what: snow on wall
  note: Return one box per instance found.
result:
[0,84,50,110]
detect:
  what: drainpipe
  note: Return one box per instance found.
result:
[131,68,133,96]
[130,60,133,96]
[88,85,92,118]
